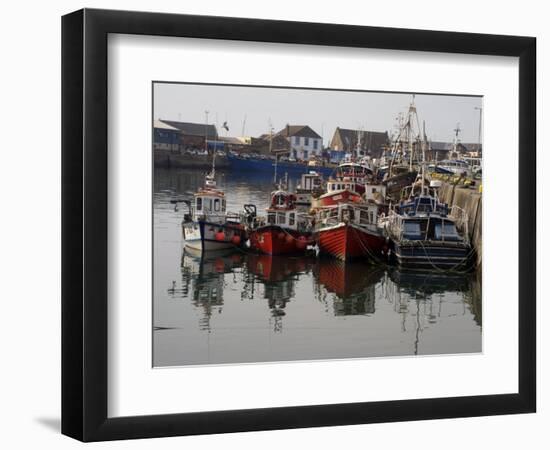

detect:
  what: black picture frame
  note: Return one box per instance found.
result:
[62,8,536,442]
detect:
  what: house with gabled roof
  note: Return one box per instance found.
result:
[330,127,389,160]
[275,125,323,160]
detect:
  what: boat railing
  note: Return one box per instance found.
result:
[386,210,404,241]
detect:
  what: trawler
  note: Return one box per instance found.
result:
[383,131,472,271]
[246,183,314,255]
[315,201,386,261]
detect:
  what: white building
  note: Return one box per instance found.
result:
[275,125,323,161]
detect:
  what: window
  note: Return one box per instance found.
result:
[303,150,308,159]
[294,136,300,145]
[206,199,212,212]
[277,213,286,225]
[214,198,220,211]
[268,213,276,224]
[403,221,422,240]
[289,213,295,226]
[435,222,460,241]
[305,137,309,146]
[222,198,226,211]
[196,197,202,210]
[313,140,318,150]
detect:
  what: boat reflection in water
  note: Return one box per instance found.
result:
[243,253,316,332]
[313,258,384,316]
[383,268,481,355]
[178,247,245,331]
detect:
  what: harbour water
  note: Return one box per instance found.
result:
[153,168,482,367]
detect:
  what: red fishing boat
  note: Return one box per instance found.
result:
[247,188,314,255]
[315,202,387,261]
[314,161,372,207]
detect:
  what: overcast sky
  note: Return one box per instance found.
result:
[154,82,482,145]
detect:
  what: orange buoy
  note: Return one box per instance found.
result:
[231,235,241,245]
[215,231,225,241]
[214,258,225,273]
[285,234,294,244]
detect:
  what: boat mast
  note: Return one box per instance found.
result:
[421,120,426,193]
[269,121,277,184]
[204,110,209,155]
[205,110,216,187]
[408,95,416,171]
[452,123,461,159]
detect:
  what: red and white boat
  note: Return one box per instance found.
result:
[315,202,387,261]
[314,161,372,207]
[247,188,314,255]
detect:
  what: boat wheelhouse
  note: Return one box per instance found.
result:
[384,182,471,270]
[295,171,324,208]
[314,161,373,207]
[182,171,247,252]
[315,202,386,261]
[247,188,314,255]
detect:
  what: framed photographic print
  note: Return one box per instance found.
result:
[62,8,536,442]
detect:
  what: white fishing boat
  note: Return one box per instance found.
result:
[181,154,247,252]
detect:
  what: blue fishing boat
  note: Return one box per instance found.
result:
[226,152,334,177]
[382,179,472,271]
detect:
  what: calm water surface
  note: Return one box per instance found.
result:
[153,168,482,367]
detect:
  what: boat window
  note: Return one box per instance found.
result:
[196,197,202,211]
[222,198,226,211]
[403,221,422,240]
[277,212,286,225]
[268,213,276,224]
[435,222,460,241]
[289,213,295,226]
[214,199,220,211]
[206,198,212,212]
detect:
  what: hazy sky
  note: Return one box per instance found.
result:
[154,82,482,145]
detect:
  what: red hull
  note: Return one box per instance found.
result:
[249,225,312,255]
[317,189,362,207]
[317,223,385,261]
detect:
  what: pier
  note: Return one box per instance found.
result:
[154,150,230,170]
[437,180,482,270]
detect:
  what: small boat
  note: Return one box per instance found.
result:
[383,180,472,271]
[314,161,372,207]
[247,187,314,255]
[315,202,386,261]
[182,160,247,252]
[434,159,472,176]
